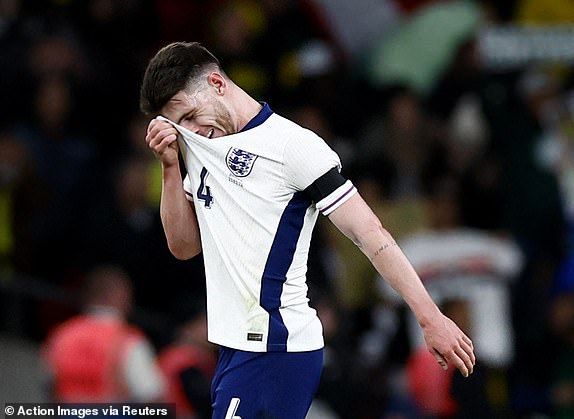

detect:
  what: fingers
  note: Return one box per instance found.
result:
[147,120,177,143]
[149,129,178,152]
[460,335,476,366]
[453,345,474,377]
[147,118,173,135]
[146,119,179,153]
[433,336,476,378]
[431,348,448,371]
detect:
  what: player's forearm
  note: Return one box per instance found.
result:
[329,194,439,325]
[160,164,202,259]
[359,226,441,326]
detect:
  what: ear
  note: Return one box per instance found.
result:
[207,72,226,96]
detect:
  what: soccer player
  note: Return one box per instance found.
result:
[140,42,475,419]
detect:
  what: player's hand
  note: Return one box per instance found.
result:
[421,312,475,377]
[146,118,180,167]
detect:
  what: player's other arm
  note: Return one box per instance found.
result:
[327,193,476,377]
[146,119,202,260]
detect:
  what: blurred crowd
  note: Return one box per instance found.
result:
[1,0,574,418]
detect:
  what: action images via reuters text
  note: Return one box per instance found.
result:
[4,403,174,418]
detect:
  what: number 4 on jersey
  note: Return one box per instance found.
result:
[197,167,214,208]
[225,398,241,419]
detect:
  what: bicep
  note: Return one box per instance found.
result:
[327,193,386,248]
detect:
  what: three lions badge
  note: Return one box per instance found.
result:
[226,148,258,177]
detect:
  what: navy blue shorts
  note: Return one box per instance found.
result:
[211,346,324,419]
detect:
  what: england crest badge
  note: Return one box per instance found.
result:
[226,148,258,177]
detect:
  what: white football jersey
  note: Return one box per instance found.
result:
[160,105,356,352]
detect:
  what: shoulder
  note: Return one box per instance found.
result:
[260,113,318,140]
[243,113,324,156]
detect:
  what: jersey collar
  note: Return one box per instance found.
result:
[240,102,273,132]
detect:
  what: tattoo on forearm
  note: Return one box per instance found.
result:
[373,241,398,257]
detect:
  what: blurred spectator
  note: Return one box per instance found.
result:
[204,0,342,108]
[12,75,97,279]
[424,37,501,231]
[158,304,216,419]
[42,265,165,402]
[73,0,158,104]
[206,0,269,99]
[27,34,86,80]
[258,0,347,115]
[358,85,429,199]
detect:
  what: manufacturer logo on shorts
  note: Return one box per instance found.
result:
[226,148,258,177]
[247,333,263,342]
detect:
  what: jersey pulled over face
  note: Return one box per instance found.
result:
[163,87,235,139]
[159,104,356,352]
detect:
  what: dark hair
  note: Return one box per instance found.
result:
[139,42,222,115]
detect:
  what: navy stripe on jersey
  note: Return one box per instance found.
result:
[260,192,311,352]
[240,102,273,132]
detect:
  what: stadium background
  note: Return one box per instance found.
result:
[1,0,573,417]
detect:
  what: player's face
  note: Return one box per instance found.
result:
[162,81,235,139]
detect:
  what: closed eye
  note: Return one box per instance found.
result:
[179,112,196,124]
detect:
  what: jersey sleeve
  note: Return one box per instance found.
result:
[182,173,194,202]
[283,131,357,215]
[283,130,342,191]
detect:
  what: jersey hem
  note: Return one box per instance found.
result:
[208,337,324,353]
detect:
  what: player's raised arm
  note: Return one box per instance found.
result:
[146,118,202,260]
[327,193,476,377]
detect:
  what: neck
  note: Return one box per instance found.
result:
[229,84,263,131]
